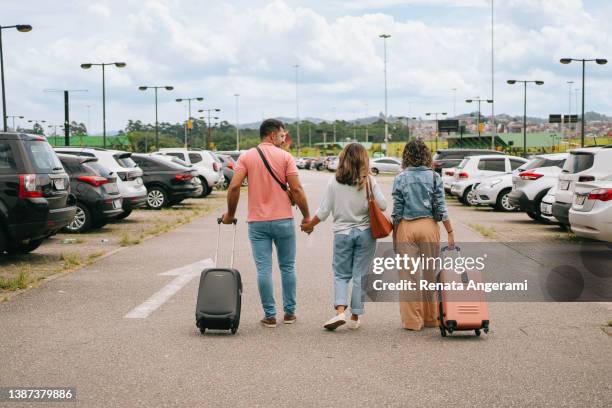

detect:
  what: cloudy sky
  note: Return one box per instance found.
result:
[2,0,611,133]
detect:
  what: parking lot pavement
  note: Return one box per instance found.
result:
[0,170,610,407]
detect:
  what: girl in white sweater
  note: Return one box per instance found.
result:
[301,143,387,330]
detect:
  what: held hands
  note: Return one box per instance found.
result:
[301,217,314,234]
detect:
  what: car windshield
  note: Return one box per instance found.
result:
[24,140,63,173]
[563,153,594,173]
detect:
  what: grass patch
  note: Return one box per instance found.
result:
[0,268,29,291]
[608,321,612,327]
[86,252,104,263]
[468,223,498,239]
[119,233,142,247]
[60,253,82,269]
[554,233,587,243]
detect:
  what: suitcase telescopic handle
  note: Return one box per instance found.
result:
[215,218,238,268]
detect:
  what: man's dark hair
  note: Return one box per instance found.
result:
[260,118,285,139]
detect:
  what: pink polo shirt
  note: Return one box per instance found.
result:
[235,143,299,222]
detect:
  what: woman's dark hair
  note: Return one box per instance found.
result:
[402,139,432,168]
[260,119,285,139]
[335,143,370,190]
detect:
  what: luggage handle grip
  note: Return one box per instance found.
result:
[217,217,238,225]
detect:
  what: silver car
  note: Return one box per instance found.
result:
[508,153,567,221]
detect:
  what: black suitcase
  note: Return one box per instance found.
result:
[195,218,242,335]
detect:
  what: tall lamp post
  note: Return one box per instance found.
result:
[506,79,544,157]
[566,80,574,137]
[27,119,46,135]
[1,24,32,132]
[138,85,173,151]
[425,112,447,151]
[176,97,204,148]
[234,93,240,151]
[293,64,301,157]
[465,98,493,139]
[198,108,220,149]
[80,61,127,148]
[6,114,23,131]
[560,58,607,147]
[44,89,88,146]
[379,33,391,156]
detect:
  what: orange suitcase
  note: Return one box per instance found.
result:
[437,246,490,337]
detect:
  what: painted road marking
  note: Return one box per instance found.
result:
[124,258,215,319]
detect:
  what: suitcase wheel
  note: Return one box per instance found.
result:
[439,327,447,337]
[199,327,206,335]
[230,326,237,335]
[483,327,489,334]
[475,329,481,337]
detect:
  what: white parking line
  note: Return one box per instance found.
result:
[124,258,214,319]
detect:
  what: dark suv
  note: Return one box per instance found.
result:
[0,133,76,254]
[432,149,505,174]
[131,154,201,209]
[57,154,123,233]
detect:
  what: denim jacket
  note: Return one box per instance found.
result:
[391,166,449,225]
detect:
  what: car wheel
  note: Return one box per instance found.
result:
[115,209,132,220]
[462,186,476,206]
[7,238,44,254]
[64,204,92,233]
[371,168,380,176]
[200,177,212,197]
[147,187,168,210]
[495,189,517,212]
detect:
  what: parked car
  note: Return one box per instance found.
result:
[432,148,505,174]
[442,168,456,193]
[450,155,527,205]
[216,154,236,189]
[553,146,612,227]
[370,157,402,175]
[327,157,339,171]
[153,148,222,197]
[55,147,147,220]
[472,159,534,211]
[0,133,76,254]
[131,154,201,209]
[296,157,309,169]
[508,153,568,221]
[153,155,203,197]
[569,179,612,242]
[57,154,123,233]
[539,185,557,223]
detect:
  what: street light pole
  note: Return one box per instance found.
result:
[566,81,574,137]
[560,57,608,147]
[465,98,493,140]
[507,79,544,156]
[139,86,173,151]
[80,61,127,148]
[234,93,240,151]
[44,89,88,146]
[293,64,300,157]
[0,24,32,132]
[6,115,23,130]
[425,112,447,151]
[176,97,204,148]
[379,33,391,156]
[198,108,220,149]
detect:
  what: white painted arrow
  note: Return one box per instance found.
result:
[124,258,215,319]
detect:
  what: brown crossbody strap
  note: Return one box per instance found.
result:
[256,146,287,191]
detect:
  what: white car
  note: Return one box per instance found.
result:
[508,153,568,222]
[327,157,339,172]
[540,185,557,223]
[450,154,527,205]
[442,168,456,193]
[370,157,402,175]
[472,165,529,211]
[153,148,222,197]
[54,147,147,219]
[553,146,612,227]
[569,179,612,242]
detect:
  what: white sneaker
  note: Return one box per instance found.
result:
[323,313,346,330]
[347,316,361,330]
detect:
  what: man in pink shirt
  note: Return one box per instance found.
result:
[222,119,310,328]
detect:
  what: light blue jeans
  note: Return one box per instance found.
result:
[332,227,377,315]
[248,219,297,318]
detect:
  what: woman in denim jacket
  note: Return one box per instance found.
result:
[392,140,455,331]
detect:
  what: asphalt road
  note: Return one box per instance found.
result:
[0,170,610,408]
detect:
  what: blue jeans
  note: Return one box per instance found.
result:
[248,219,297,318]
[332,228,377,315]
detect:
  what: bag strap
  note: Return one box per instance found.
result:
[256,146,287,191]
[365,176,373,201]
